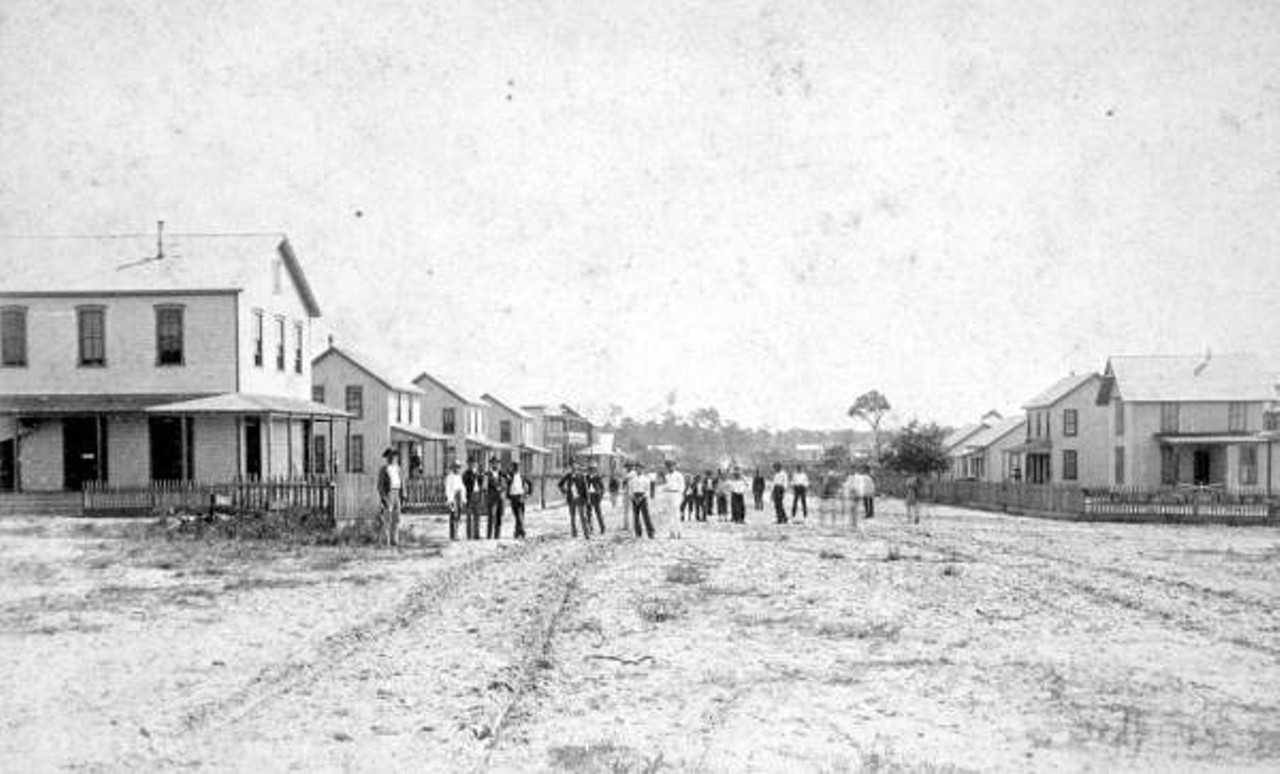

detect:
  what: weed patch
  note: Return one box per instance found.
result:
[817,619,903,641]
[664,560,706,585]
[636,595,685,623]
[547,742,664,773]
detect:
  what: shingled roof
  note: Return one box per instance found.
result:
[1101,353,1272,403]
[0,232,321,317]
[1024,373,1099,409]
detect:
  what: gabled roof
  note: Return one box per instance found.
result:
[1102,353,1272,403]
[481,393,531,419]
[313,346,422,394]
[0,232,322,317]
[413,370,484,405]
[942,423,985,452]
[961,417,1027,451]
[1024,373,1099,409]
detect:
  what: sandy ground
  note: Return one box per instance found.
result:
[0,499,1277,773]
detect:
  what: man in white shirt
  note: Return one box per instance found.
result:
[791,466,810,521]
[376,448,403,547]
[444,461,465,541]
[770,462,789,524]
[850,466,877,520]
[506,462,532,539]
[625,463,654,538]
[660,459,686,538]
[727,467,748,523]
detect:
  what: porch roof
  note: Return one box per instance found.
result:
[0,392,214,415]
[1004,438,1052,454]
[144,393,352,418]
[520,443,552,455]
[391,424,452,443]
[464,434,497,448]
[1156,433,1269,445]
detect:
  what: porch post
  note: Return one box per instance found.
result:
[266,414,274,479]
[179,415,189,481]
[96,414,105,483]
[14,413,21,493]
[235,416,243,480]
[286,415,293,477]
[345,417,352,473]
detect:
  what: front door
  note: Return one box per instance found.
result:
[1193,449,1212,485]
[244,417,262,480]
[150,417,192,481]
[0,438,15,491]
[63,417,105,491]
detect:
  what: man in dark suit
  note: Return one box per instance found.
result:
[586,465,606,534]
[484,457,508,539]
[559,463,591,538]
[462,460,482,539]
[506,461,533,539]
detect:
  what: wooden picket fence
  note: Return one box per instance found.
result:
[82,477,335,519]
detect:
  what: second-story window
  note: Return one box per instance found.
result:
[1,306,28,367]
[500,420,512,443]
[1228,402,1247,432]
[1063,409,1077,437]
[293,322,303,374]
[1160,402,1180,433]
[396,393,403,424]
[275,317,286,371]
[1115,399,1124,436]
[155,305,184,366]
[253,310,264,367]
[442,407,456,434]
[312,385,325,404]
[345,386,363,419]
[77,306,106,366]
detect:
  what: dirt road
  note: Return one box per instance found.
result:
[1,501,1277,772]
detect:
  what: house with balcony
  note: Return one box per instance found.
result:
[0,230,347,493]
[412,369,493,472]
[481,393,550,475]
[311,344,448,477]
[1008,372,1109,486]
[952,416,1027,482]
[1097,353,1276,491]
[522,403,594,474]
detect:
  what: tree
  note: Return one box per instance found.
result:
[882,420,949,477]
[848,389,892,460]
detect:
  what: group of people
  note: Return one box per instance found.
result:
[376,447,899,547]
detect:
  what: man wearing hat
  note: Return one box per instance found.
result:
[444,460,465,541]
[484,457,508,539]
[659,458,685,538]
[376,448,403,547]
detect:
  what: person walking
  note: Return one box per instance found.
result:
[904,472,922,525]
[728,467,748,523]
[626,463,654,538]
[376,448,403,547]
[444,461,465,541]
[462,459,482,540]
[586,465,606,534]
[751,468,766,511]
[507,461,533,539]
[850,465,877,520]
[484,457,508,539]
[770,462,789,524]
[791,465,810,522]
[660,459,685,538]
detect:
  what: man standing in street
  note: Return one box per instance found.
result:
[728,466,748,523]
[559,463,590,538]
[626,462,654,538]
[507,461,532,539]
[485,457,508,539]
[771,462,789,524]
[444,461,465,541]
[660,458,685,538]
[791,465,810,522]
[462,459,482,540]
[751,468,766,511]
[376,448,403,547]
[586,464,606,534]
[851,465,877,520]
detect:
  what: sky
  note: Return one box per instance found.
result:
[1,0,1278,429]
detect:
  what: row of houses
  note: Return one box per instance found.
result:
[0,231,602,493]
[942,354,1280,493]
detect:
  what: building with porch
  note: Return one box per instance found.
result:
[412,369,493,472]
[952,416,1026,482]
[311,345,448,477]
[521,403,594,474]
[942,421,990,479]
[1097,353,1277,491]
[481,393,550,475]
[0,231,344,492]
[1010,372,1109,486]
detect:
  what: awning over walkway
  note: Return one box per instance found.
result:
[464,434,496,448]
[0,393,214,415]
[145,393,352,418]
[1005,439,1051,454]
[391,424,452,443]
[1156,434,1268,445]
[520,443,552,455]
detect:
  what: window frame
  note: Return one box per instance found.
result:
[1160,446,1177,486]
[1114,445,1125,485]
[1240,445,1258,486]
[348,434,365,473]
[1114,399,1125,436]
[500,419,512,443]
[1,305,28,367]
[293,321,304,374]
[312,385,325,404]
[1062,449,1078,481]
[154,304,185,367]
[345,385,364,419]
[1228,402,1248,433]
[252,310,264,367]
[442,407,456,435]
[1160,402,1180,434]
[1062,408,1077,437]
[76,305,106,367]
[274,315,286,371]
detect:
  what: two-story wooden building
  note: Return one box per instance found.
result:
[521,403,594,474]
[1097,353,1275,491]
[481,393,549,475]
[1012,372,1109,486]
[412,369,495,472]
[311,345,448,477]
[0,231,347,492]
